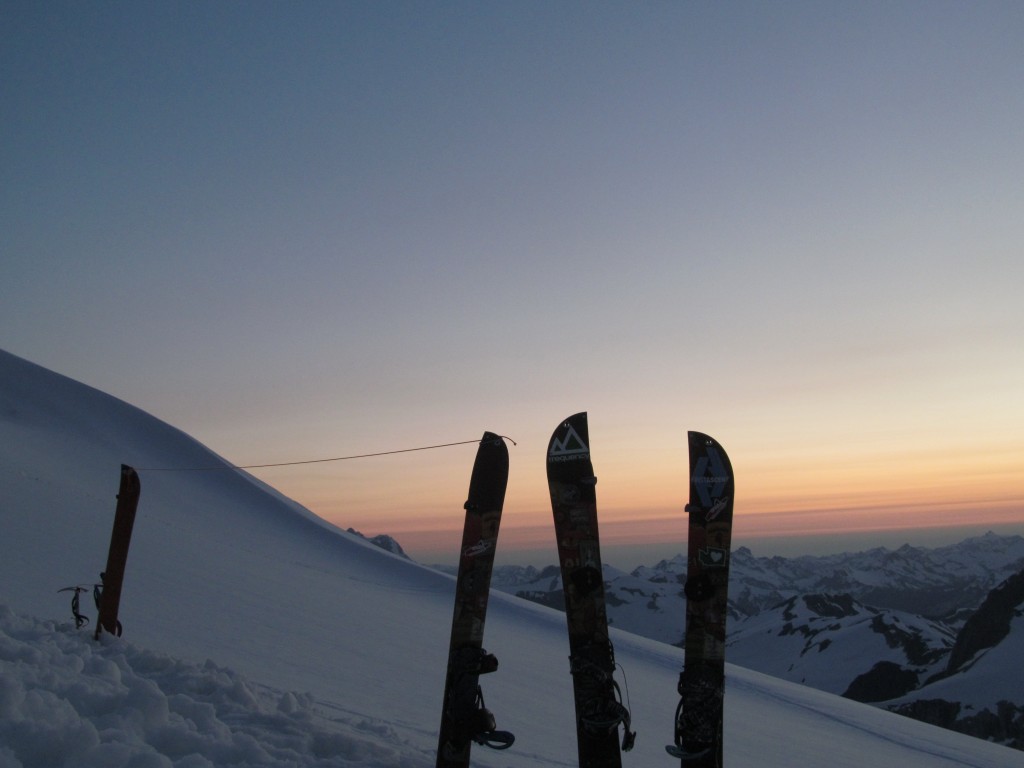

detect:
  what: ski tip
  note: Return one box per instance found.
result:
[552,411,587,432]
[479,431,502,447]
[547,412,591,460]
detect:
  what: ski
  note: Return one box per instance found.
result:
[94,464,141,639]
[666,432,735,767]
[437,432,514,768]
[547,412,635,768]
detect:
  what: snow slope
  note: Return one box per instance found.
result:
[726,594,954,697]
[1,348,1020,768]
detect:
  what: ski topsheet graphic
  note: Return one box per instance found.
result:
[437,432,513,768]
[547,412,635,768]
[667,432,735,767]
[95,464,141,639]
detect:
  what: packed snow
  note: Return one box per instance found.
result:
[1,348,1021,768]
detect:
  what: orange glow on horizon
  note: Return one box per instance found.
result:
[249,432,1024,560]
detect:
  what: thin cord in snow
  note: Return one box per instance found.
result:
[135,435,516,472]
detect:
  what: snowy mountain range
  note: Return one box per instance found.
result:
[1,346,1022,767]
[466,534,1024,748]
[484,535,1024,640]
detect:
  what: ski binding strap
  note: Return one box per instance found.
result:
[473,728,515,750]
[665,743,713,760]
[468,692,515,750]
[58,586,90,629]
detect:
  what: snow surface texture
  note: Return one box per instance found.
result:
[0,606,415,768]
[1,348,1021,768]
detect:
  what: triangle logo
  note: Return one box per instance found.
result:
[549,423,589,458]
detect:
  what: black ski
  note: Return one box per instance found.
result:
[547,412,635,768]
[94,464,141,639]
[437,432,513,768]
[667,432,735,766]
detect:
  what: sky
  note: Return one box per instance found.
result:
[3,0,1023,568]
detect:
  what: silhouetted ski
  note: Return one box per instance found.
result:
[547,412,635,768]
[437,433,513,767]
[667,432,734,767]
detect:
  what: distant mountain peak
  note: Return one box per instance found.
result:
[346,528,409,559]
[945,567,1024,675]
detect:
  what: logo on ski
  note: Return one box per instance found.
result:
[698,546,729,568]
[463,540,494,558]
[692,446,729,508]
[706,496,730,522]
[548,422,590,462]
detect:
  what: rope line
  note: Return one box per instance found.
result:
[134,435,516,472]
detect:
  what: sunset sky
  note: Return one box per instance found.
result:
[3,2,1022,567]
